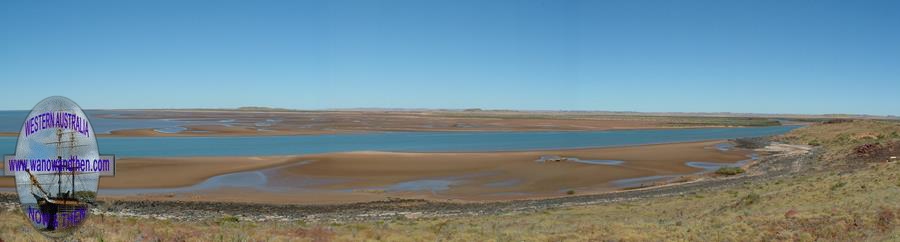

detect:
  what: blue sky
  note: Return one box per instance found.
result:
[1,0,898,115]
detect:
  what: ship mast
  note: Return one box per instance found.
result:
[43,127,86,198]
[29,119,89,205]
[70,130,76,196]
[57,128,62,197]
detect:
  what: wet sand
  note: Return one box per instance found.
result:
[281,140,749,200]
[0,156,299,188]
[0,140,752,204]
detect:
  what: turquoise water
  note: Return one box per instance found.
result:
[0,125,798,157]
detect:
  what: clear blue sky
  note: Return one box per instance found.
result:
[1,0,898,115]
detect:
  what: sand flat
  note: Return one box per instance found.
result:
[284,140,748,198]
[102,156,303,188]
[0,140,752,203]
[0,156,300,189]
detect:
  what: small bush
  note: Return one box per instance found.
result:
[566,190,575,195]
[737,193,760,207]
[715,167,745,176]
[830,181,847,191]
[219,215,240,224]
[835,134,851,144]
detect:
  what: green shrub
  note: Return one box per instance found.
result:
[831,181,847,191]
[715,167,745,176]
[835,134,851,144]
[219,215,240,224]
[744,193,760,204]
[737,193,760,207]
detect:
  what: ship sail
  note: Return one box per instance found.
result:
[27,128,91,231]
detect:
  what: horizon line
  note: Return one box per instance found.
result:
[0,107,897,119]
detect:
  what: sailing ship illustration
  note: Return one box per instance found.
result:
[23,128,94,231]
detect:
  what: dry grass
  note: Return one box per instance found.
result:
[3,120,900,241]
[777,120,900,162]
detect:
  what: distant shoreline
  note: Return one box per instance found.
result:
[0,109,811,137]
[0,124,788,138]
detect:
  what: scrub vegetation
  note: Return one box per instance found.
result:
[714,166,745,175]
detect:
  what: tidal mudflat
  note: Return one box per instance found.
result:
[37,140,756,204]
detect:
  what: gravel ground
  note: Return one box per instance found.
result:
[0,140,820,224]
